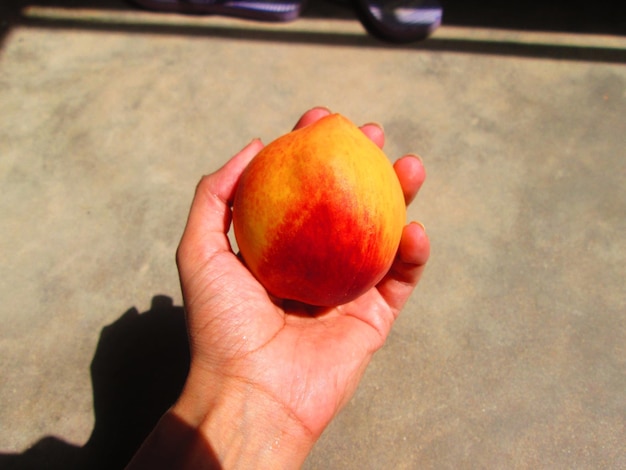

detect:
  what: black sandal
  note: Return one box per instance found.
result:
[352,0,442,43]
[131,0,307,22]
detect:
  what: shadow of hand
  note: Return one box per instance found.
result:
[0,295,190,470]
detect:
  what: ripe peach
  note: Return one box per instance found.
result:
[232,114,406,307]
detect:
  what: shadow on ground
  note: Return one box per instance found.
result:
[0,295,191,470]
[1,0,624,62]
[3,0,624,33]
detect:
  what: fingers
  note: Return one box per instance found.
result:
[293,107,332,130]
[292,107,385,149]
[360,123,385,149]
[338,220,429,351]
[376,222,430,316]
[208,138,265,206]
[178,139,264,264]
[394,154,426,205]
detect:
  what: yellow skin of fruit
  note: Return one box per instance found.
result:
[232,113,406,307]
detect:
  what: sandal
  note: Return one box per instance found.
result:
[131,0,307,22]
[352,0,442,43]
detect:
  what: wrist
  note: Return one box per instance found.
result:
[171,368,316,470]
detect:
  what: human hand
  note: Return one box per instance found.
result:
[128,107,430,469]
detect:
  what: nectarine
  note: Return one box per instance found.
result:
[232,114,406,307]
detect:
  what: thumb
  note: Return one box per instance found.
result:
[177,139,264,273]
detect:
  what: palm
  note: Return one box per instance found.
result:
[181,241,392,436]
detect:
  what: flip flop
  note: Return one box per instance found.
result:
[352,0,442,43]
[131,0,307,22]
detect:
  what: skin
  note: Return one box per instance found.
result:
[126,107,430,470]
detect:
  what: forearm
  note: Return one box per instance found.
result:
[125,410,217,470]
[126,370,315,470]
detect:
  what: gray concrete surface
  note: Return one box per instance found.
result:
[1,1,625,468]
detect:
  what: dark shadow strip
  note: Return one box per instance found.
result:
[16,15,626,64]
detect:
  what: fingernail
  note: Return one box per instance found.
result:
[311,105,332,114]
[241,138,263,153]
[411,221,426,232]
[406,153,423,164]
[364,121,384,133]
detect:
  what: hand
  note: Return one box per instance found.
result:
[127,107,430,469]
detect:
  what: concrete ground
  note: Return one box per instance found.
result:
[1,1,625,468]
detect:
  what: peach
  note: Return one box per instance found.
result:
[232,114,406,307]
